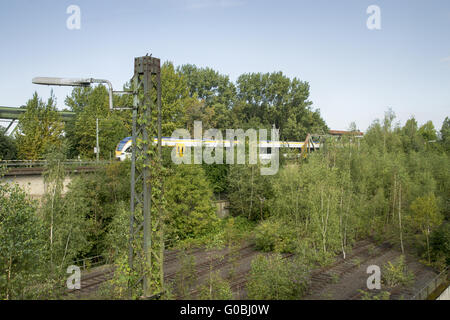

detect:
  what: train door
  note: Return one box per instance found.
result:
[176,143,185,158]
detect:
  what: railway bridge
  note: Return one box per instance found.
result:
[0,106,75,136]
[0,160,101,198]
[0,160,230,216]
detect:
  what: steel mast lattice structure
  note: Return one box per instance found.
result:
[129,55,164,298]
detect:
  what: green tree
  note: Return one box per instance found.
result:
[161,62,195,135]
[429,223,450,268]
[65,85,131,159]
[409,193,444,264]
[165,164,218,241]
[179,64,236,131]
[304,157,341,254]
[178,64,236,109]
[246,254,310,300]
[202,163,229,195]
[0,182,43,299]
[227,163,273,221]
[235,71,327,140]
[400,117,424,153]
[40,145,94,273]
[270,165,306,225]
[198,272,233,300]
[439,117,450,152]
[63,161,130,259]
[15,92,64,160]
[0,127,17,160]
[418,121,437,142]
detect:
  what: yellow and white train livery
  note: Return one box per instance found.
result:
[115,136,320,161]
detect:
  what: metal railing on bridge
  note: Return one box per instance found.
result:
[411,266,449,300]
[0,160,111,176]
[0,159,110,168]
[72,255,107,271]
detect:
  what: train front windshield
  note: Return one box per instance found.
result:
[117,137,131,152]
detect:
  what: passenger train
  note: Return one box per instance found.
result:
[115,136,321,161]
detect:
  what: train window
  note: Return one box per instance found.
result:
[125,147,132,153]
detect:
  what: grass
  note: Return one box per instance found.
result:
[351,257,363,268]
[330,273,340,284]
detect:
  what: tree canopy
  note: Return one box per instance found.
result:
[0,127,16,160]
[15,92,64,160]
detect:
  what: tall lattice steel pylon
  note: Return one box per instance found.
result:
[128,56,164,298]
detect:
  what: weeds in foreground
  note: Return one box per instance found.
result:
[382,255,414,287]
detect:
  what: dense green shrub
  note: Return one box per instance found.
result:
[227,164,273,221]
[63,161,130,258]
[102,201,130,260]
[246,254,310,300]
[358,289,391,300]
[429,223,450,269]
[382,255,414,287]
[198,272,233,300]
[0,182,43,299]
[0,128,16,160]
[165,164,218,241]
[202,163,229,195]
[174,251,198,299]
[175,216,256,249]
[254,219,297,253]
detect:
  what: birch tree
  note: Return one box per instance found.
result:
[409,193,443,264]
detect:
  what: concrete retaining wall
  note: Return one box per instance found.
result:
[215,200,229,218]
[0,175,72,199]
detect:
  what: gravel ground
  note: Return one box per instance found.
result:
[67,239,438,300]
[302,240,438,300]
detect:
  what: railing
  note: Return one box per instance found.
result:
[0,160,109,168]
[411,266,449,300]
[72,255,106,271]
[0,160,111,176]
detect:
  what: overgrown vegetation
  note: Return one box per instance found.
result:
[198,272,233,300]
[174,251,198,299]
[164,164,218,242]
[382,255,415,288]
[0,126,16,160]
[358,289,391,300]
[1,58,448,299]
[246,254,310,300]
[227,110,450,272]
[254,219,297,253]
[15,92,64,160]
[0,183,42,299]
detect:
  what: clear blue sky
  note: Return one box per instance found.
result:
[0,0,449,132]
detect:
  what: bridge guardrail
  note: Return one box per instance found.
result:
[72,255,106,271]
[411,266,449,300]
[0,160,112,176]
[0,160,110,168]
